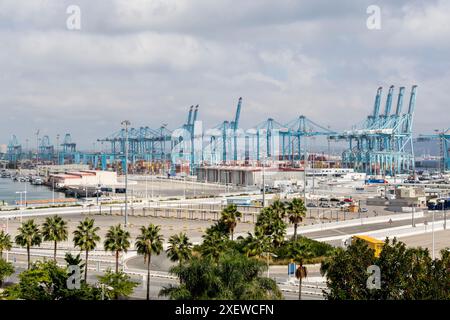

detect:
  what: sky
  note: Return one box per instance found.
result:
[0,0,449,150]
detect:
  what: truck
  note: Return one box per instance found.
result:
[365,178,387,184]
[352,235,384,257]
[342,235,384,257]
[224,198,252,206]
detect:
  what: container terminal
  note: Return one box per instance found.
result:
[0,85,449,300]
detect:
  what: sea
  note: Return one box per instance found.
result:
[0,178,66,206]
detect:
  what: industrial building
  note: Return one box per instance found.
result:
[37,164,90,176]
[196,165,305,186]
[367,186,427,211]
[48,170,118,188]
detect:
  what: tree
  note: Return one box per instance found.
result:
[104,224,131,273]
[64,252,85,278]
[42,215,68,262]
[135,224,163,300]
[166,233,193,267]
[97,269,138,300]
[73,217,100,282]
[220,204,242,240]
[320,239,376,300]
[287,198,307,241]
[255,207,287,248]
[243,227,271,258]
[288,241,313,300]
[15,219,42,269]
[295,264,308,300]
[320,238,450,300]
[159,251,283,300]
[199,231,228,262]
[270,199,287,219]
[376,238,448,300]
[0,230,12,259]
[3,260,103,300]
[0,258,14,287]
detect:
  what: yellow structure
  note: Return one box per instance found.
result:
[352,235,384,257]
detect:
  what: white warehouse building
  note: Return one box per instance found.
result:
[48,170,118,188]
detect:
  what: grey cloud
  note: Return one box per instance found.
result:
[0,0,448,149]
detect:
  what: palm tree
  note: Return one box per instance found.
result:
[135,224,164,300]
[42,215,68,262]
[296,263,308,300]
[290,242,313,300]
[64,252,85,276]
[104,224,131,273]
[270,199,286,219]
[220,204,242,240]
[73,217,100,282]
[200,231,228,262]
[0,230,12,259]
[287,198,307,241]
[255,206,287,248]
[15,219,42,269]
[244,226,271,258]
[166,233,193,267]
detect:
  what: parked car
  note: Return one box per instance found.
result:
[360,207,368,213]
[306,202,317,207]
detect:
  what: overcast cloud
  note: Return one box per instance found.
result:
[0,0,449,149]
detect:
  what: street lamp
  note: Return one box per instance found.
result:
[35,129,40,166]
[262,157,266,208]
[15,190,27,223]
[121,120,131,227]
[440,199,446,230]
[432,206,436,260]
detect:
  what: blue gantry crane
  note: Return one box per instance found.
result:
[418,128,450,172]
[58,133,80,164]
[7,135,22,163]
[5,87,423,177]
[330,85,418,176]
[38,135,54,161]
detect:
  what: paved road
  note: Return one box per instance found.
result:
[399,229,450,258]
[302,211,447,244]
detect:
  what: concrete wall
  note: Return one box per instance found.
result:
[197,166,305,186]
[50,170,117,187]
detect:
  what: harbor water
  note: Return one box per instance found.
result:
[0,178,66,206]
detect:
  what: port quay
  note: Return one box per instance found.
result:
[0,2,448,313]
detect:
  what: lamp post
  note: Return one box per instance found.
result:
[262,157,266,208]
[441,199,446,230]
[184,175,187,199]
[56,134,60,164]
[5,217,9,262]
[431,207,435,259]
[16,191,27,223]
[35,129,40,166]
[145,173,148,202]
[151,172,154,199]
[121,120,131,227]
